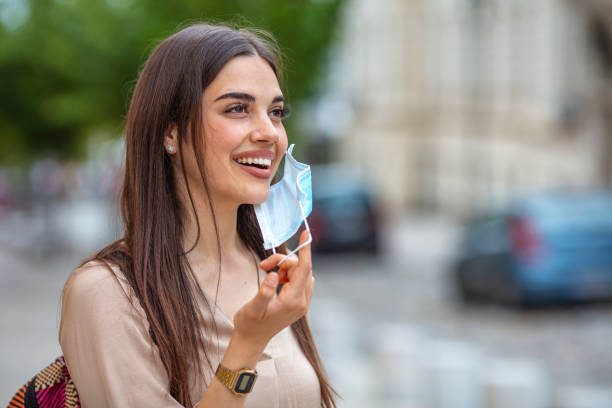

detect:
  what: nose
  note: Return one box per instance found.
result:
[249,111,280,144]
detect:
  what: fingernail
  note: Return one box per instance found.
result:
[264,273,278,287]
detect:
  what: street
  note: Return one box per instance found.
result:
[2,209,612,407]
[309,214,612,408]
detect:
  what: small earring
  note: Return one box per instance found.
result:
[167,145,175,153]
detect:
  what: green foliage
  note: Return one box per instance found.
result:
[0,0,342,164]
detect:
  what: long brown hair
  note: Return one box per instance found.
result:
[86,23,337,407]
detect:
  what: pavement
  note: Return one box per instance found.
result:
[309,213,612,408]
[2,205,612,407]
[0,246,79,400]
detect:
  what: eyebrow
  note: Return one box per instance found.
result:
[214,92,285,104]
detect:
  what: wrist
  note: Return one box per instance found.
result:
[222,331,267,370]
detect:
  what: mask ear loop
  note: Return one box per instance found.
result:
[276,177,312,267]
[276,202,312,266]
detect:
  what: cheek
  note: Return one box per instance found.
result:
[203,120,228,147]
[202,122,238,164]
[278,127,288,150]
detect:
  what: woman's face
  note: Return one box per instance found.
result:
[183,55,288,207]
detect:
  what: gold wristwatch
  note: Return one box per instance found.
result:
[215,364,258,396]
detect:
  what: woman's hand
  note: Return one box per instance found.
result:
[232,230,315,351]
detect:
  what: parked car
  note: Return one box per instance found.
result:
[454,190,612,306]
[307,164,381,254]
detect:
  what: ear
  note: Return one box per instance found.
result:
[164,125,178,155]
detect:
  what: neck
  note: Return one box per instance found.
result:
[190,202,244,252]
[174,179,247,271]
[183,198,244,265]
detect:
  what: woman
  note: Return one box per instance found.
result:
[59,23,337,408]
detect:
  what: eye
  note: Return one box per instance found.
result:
[269,105,291,120]
[226,104,248,114]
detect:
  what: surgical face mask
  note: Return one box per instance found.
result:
[254,144,312,265]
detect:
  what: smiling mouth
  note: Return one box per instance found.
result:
[234,157,272,170]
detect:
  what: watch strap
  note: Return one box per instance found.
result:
[216,364,237,389]
[215,364,257,396]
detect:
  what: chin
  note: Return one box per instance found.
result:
[242,188,269,205]
[250,195,269,205]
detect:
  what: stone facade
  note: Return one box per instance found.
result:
[320,0,607,215]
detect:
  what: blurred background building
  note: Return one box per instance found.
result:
[313,0,612,215]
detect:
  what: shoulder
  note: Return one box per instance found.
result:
[61,260,137,316]
[59,260,149,345]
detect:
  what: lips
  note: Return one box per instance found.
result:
[232,149,276,180]
[235,162,272,179]
[232,149,275,161]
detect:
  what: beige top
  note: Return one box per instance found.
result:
[59,261,321,408]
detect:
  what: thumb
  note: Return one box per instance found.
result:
[249,272,278,318]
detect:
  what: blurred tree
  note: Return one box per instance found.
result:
[0,0,342,164]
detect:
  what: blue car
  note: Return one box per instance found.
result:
[454,190,612,306]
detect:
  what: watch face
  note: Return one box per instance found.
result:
[234,372,256,394]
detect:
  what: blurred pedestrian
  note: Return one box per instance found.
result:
[57,23,336,408]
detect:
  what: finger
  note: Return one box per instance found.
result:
[277,268,290,284]
[247,272,278,319]
[267,266,289,284]
[297,230,312,271]
[260,254,290,272]
[306,276,315,304]
[293,230,312,288]
[260,254,298,281]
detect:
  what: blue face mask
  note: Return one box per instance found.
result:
[254,144,313,265]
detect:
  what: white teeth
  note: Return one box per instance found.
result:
[235,157,272,167]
